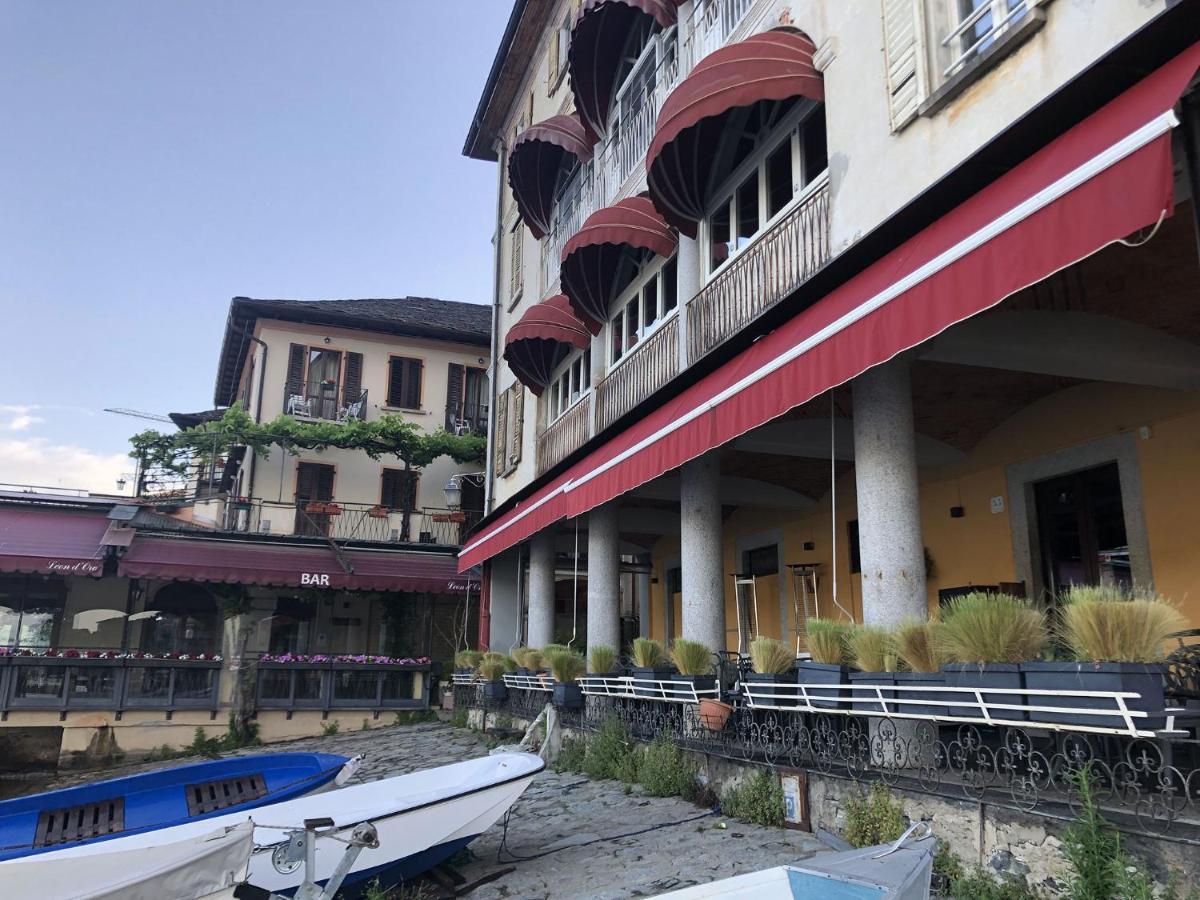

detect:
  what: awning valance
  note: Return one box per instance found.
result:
[508,114,597,240]
[460,39,1200,572]
[0,506,110,577]
[560,195,678,333]
[120,534,477,594]
[569,0,683,141]
[646,29,824,237]
[503,295,594,395]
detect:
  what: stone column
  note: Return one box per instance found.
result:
[676,235,702,370]
[852,359,927,627]
[681,451,725,651]
[527,531,557,647]
[586,503,622,652]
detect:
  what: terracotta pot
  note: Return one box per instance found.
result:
[698,698,734,732]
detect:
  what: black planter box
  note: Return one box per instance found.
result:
[1020,661,1167,730]
[848,671,897,714]
[941,663,1025,722]
[671,674,717,700]
[482,679,508,702]
[553,682,583,710]
[795,661,851,710]
[892,671,950,718]
[631,666,677,699]
[743,670,797,703]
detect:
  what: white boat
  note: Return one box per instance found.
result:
[654,825,935,899]
[0,820,254,900]
[4,752,544,898]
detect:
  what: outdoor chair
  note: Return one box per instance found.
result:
[287,394,312,417]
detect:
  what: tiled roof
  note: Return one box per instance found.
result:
[213,296,492,407]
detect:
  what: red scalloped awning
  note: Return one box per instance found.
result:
[508,114,596,240]
[560,195,678,333]
[0,506,109,577]
[503,295,593,395]
[568,0,683,141]
[647,29,824,237]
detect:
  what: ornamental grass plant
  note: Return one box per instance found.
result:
[631,637,664,668]
[1059,585,1186,663]
[512,647,544,670]
[669,639,713,676]
[477,659,506,681]
[895,620,949,673]
[807,618,852,666]
[588,644,618,673]
[938,592,1047,665]
[749,636,794,675]
[847,625,895,672]
[546,649,587,683]
[454,650,482,669]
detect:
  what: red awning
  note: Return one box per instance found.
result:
[568,0,683,141]
[646,29,824,237]
[508,114,597,240]
[503,295,593,395]
[561,195,678,333]
[0,506,109,577]
[120,534,476,594]
[461,39,1200,572]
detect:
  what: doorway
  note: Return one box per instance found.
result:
[295,462,335,537]
[1033,461,1131,600]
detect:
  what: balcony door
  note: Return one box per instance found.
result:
[295,462,335,537]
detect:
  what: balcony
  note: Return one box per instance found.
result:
[447,401,489,437]
[536,393,592,476]
[595,314,679,433]
[222,499,481,547]
[687,173,831,363]
[693,0,757,60]
[286,388,368,423]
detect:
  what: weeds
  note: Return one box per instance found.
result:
[720,770,785,827]
[553,736,587,774]
[449,708,469,729]
[581,717,640,783]
[842,782,905,848]
[393,710,437,726]
[638,735,697,798]
[320,720,340,737]
[144,714,260,762]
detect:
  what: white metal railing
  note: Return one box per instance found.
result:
[943,0,1036,78]
[503,673,555,690]
[687,173,832,363]
[579,675,720,704]
[740,681,1181,739]
[450,672,477,685]
[693,0,756,60]
[536,392,592,475]
[594,315,679,431]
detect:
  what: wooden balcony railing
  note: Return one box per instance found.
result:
[595,315,679,433]
[536,394,592,476]
[687,174,831,364]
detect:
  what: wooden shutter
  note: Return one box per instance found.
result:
[882,0,927,130]
[388,357,423,409]
[285,343,307,408]
[510,227,523,299]
[381,469,418,510]
[342,352,363,406]
[548,24,560,86]
[509,385,524,465]
[296,462,334,502]
[494,389,509,473]
[445,364,465,430]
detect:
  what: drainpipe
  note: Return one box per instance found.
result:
[245,335,268,502]
[483,136,507,515]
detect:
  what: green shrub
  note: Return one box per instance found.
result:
[588,644,618,673]
[639,735,697,798]
[582,716,640,783]
[631,637,664,668]
[947,868,1044,899]
[320,720,340,737]
[842,782,905,848]
[938,592,1047,664]
[721,770,785,827]
[449,708,469,729]
[553,737,587,774]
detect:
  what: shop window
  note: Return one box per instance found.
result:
[0,574,66,650]
[133,583,220,656]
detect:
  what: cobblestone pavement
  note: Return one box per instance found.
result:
[37,720,826,898]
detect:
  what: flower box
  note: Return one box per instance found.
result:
[481,679,508,701]
[743,671,797,702]
[941,663,1026,722]
[368,505,391,518]
[892,671,950,718]
[1020,661,1167,730]
[795,661,851,710]
[552,682,583,710]
[631,665,677,699]
[848,671,897,714]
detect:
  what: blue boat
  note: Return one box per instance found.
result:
[0,751,351,861]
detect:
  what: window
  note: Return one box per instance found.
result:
[381,468,418,511]
[702,110,828,278]
[607,254,679,368]
[0,574,66,650]
[387,356,422,410]
[547,348,591,422]
[284,343,363,421]
[948,0,1030,77]
[742,544,779,578]
[548,13,571,88]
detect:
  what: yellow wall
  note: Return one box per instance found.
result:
[648,383,1200,648]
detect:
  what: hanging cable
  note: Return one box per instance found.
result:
[568,518,580,648]
[830,390,853,622]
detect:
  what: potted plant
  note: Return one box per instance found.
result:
[744,636,796,702]
[1022,586,1186,729]
[510,647,538,677]
[368,505,390,518]
[630,638,675,698]
[586,644,618,680]
[477,658,508,701]
[546,649,587,710]
[939,592,1047,722]
[847,626,897,714]
[669,638,716,699]
[796,618,852,709]
[453,649,482,679]
[894,620,951,717]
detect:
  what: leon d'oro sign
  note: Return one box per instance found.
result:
[47,560,103,576]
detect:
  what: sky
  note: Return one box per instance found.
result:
[0,1,511,494]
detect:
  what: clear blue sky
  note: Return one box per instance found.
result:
[0,1,511,492]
